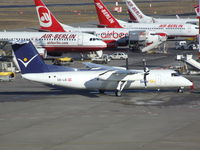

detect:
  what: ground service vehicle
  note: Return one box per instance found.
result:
[110,52,128,60]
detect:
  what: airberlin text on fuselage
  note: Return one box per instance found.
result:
[40,34,77,39]
[159,24,184,28]
[100,31,128,39]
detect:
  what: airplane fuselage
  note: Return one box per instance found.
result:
[126,0,198,25]
[0,32,107,53]
[64,27,165,47]
[22,69,192,90]
[117,21,199,38]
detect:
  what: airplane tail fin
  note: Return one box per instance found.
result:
[34,0,70,32]
[12,41,77,74]
[194,5,199,16]
[125,0,154,23]
[12,41,50,74]
[94,0,122,28]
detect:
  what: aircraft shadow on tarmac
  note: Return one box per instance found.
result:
[0,84,100,102]
[0,88,199,106]
[0,82,199,105]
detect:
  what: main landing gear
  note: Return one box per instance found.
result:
[99,89,105,94]
[115,90,122,97]
[98,81,127,96]
[98,89,122,97]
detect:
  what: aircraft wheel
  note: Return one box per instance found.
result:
[188,46,193,50]
[177,88,184,93]
[115,90,122,97]
[99,89,105,94]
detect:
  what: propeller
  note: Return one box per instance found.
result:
[142,59,150,87]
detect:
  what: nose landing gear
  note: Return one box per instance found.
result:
[177,87,184,93]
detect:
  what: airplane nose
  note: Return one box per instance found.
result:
[100,41,107,48]
[190,81,195,90]
[183,78,193,87]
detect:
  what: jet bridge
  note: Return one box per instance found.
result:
[176,54,200,74]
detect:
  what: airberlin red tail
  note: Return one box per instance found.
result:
[94,0,122,28]
[194,5,200,18]
[34,0,65,32]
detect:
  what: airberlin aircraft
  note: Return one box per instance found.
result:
[0,32,107,58]
[34,0,164,49]
[94,0,199,38]
[125,0,198,25]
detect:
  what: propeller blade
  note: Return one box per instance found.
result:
[144,74,147,87]
[142,59,150,87]
[143,59,147,72]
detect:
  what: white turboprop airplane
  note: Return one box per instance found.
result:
[94,0,199,38]
[0,32,107,58]
[125,0,198,25]
[34,0,165,51]
[12,41,193,96]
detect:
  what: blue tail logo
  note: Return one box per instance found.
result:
[12,41,50,74]
[17,54,38,68]
[12,41,76,74]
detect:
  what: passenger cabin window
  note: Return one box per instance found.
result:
[90,38,101,41]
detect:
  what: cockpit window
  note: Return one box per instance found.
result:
[90,38,101,41]
[195,27,199,29]
[171,73,180,77]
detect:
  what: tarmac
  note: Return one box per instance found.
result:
[0,0,199,149]
[0,42,200,150]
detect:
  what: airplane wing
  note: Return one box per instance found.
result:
[83,62,126,70]
[83,62,143,76]
[83,63,144,92]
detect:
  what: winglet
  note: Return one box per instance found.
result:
[94,0,122,28]
[34,0,66,32]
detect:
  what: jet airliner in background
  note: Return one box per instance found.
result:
[12,41,193,96]
[125,0,198,25]
[0,32,107,58]
[94,0,198,38]
[34,0,166,52]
